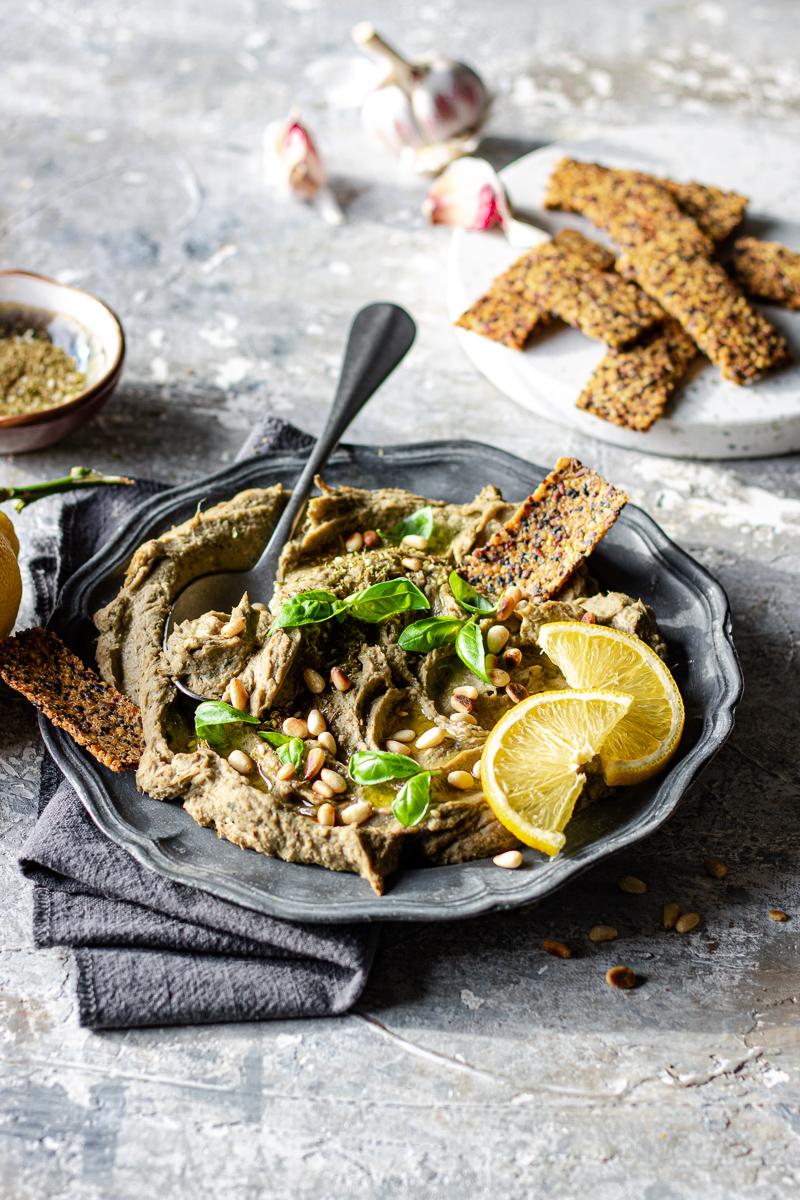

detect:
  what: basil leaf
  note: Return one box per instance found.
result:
[449,570,496,615]
[195,700,259,752]
[259,731,306,770]
[455,618,491,684]
[346,577,430,623]
[398,616,465,653]
[271,589,345,631]
[348,749,426,785]
[394,506,434,543]
[392,772,432,828]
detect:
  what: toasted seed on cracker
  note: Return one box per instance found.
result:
[730,237,800,311]
[577,319,698,431]
[460,458,628,599]
[0,626,143,771]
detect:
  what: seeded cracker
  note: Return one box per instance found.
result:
[0,626,143,771]
[731,237,800,311]
[577,319,698,431]
[461,458,628,598]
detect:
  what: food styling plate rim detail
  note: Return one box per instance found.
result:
[41,440,742,923]
[448,127,800,460]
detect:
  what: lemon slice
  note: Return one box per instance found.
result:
[480,689,632,855]
[537,622,684,786]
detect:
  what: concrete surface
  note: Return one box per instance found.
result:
[1,1,799,1196]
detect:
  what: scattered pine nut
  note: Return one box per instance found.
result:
[489,668,510,688]
[662,901,681,930]
[317,803,336,827]
[313,780,334,799]
[345,531,363,553]
[768,909,789,922]
[505,682,528,704]
[251,602,267,612]
[340,800,373,826]
[675,912,701,934]
[447,770,474,791]
[320,767,347,794]
[385,739,412,755]
[227,749,254,775]
[703,856,728,880]
[486,625,510,654]
[496,587,523,622]
[451,692,475,713]
[220,615,246,638]
[606,966,638,990]
[303,747,326,780]
[416,726,445,750]
[276,762,296,782]
[401,556,422,571]
[401,534,428,551]
[307,708,326,736]
[484,653,497,671]
[390,728,415,743]
[330,667,352,692]
[362,529,379,549]
[451,712,478,725]
[493,850,522,869]
[317,731,337,755]
[472,758,482,779]
[581,611,597,625]
[543,939,572,959]
[453,685,479,699]
[503,647,522,668]
[282,716,309,739]
[229,677,249,712]
[589,925,619,943]
[303,667,326,694]
[618,875,647,895]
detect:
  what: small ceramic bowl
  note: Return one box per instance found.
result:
[0,270,125,454]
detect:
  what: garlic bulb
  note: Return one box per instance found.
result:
[352,22,490,174]
[423,158,548,248]
[263,113,343,225]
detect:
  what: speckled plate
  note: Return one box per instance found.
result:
[449,125,800,459]
[42,441,742,923]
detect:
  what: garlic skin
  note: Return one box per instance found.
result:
[353,22,490,173]
[423,158,548,248]
[263,113,343,225]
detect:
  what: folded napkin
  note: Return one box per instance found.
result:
[17,416,377,1029]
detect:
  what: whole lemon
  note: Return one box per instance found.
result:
[0,511,22,639]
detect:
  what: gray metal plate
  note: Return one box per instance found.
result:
[41,441,742,923]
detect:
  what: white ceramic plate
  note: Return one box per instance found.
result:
[448,124,800,459]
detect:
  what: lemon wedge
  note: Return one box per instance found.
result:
[0,512,22,640]
[480,689,632,855]
[537,622,684,786]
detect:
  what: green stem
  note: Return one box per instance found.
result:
[0,466,134,512]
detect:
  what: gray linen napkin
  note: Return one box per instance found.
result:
[17,416,378,1029]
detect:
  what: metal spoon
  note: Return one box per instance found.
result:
[166,302,416,700]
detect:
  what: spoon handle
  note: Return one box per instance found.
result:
[256,303,416,579]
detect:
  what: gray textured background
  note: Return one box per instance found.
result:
[1,1,799,1197]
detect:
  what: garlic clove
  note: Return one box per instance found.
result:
[424,157,549,247]
[263,113,344,225]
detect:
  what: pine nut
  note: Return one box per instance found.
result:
[276,762,296,782]
[485,654,497,671]
[390,728,415,743]
[317,731,337,755]
[320,768,347,794]
[589,925,619,943]
[768,909,789,922]
[486,625,510,654]
[252,601,267,612]
[618,875,647,895]
[229,677,249,712]
[340,800,373,826]
[662,901,681,929]
[362,529,379,549]
[451,692,475,713]
[453,685,479,699]
[227,749,254,775]
[317,803,336,827]
[401,534,428,551]
[489,668,510,688]
[401,556,422,571]
[676,912,701,934]
[451,712,478,725]
[282,716,308,739]
[303,667,326,694]
[385,740,412,755]
[330,667,351,692]
[345,531,363,553]
[472,758,482,778]
[543,939,572,959]
[496,588,522,622]
[220,615,246,638]
[606,966,638,989]
[307,708,326,736]
[447,770,475,790]
[581,611,597,624]
[416,726,445,750]
[505,682,528,704]
[313,780,334,799]
[304,747,326,780]
[493,850,523,869]
[703,856,728,880]
[503,647,522,668]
